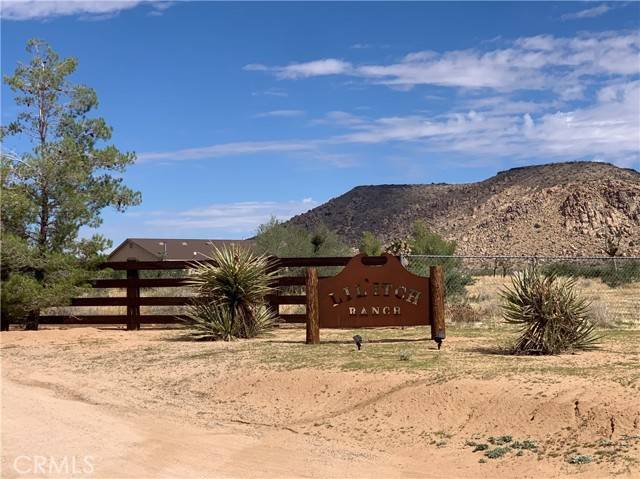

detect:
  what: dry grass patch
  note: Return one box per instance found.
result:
[464,275,639,327]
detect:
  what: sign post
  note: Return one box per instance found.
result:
[429,265,446,349]
[305,267,320,344]
[305,254,445,347]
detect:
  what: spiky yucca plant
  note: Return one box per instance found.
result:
[500,267,599,355]
[185,245,277,340]
[185,302,275,341]
[185,302,236,341]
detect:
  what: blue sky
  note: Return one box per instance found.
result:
[2,1,639,247]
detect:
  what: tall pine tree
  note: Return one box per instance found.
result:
[1,39,141,329]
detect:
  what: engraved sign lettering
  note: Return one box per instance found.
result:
[317,254,430,328]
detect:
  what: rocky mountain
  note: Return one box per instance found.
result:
[287,162,640,256]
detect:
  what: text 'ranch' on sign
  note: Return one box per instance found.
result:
[317,254,431,329]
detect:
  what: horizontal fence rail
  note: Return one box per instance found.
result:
[33,256,376,329]
[38,315,188,325]
[19,254,640,330]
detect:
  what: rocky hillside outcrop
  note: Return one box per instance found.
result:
[288,162,640,256]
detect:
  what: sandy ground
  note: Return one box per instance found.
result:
[2,325,640,478]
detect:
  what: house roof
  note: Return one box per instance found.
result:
[108,238,256,261]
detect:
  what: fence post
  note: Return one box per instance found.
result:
[126,259,140,331]
[429,265,446,349]
[305,267,320,344]
[266,256,280,320]
[0,311,8,332]
[268,293,280,320]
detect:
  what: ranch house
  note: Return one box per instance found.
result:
[108,238,255,262]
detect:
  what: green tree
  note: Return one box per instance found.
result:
[359,231,382,256]
[407,220,472,298]
[409,220,456,256]
[254,218,350,280]
[1,39,141,330]
[308,223,351,256]
[254,217,349,257]
[254,217,314,257]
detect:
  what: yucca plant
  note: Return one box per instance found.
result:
[185,302,275,341]
[184,245,277,340]
[500,267,599,355]
[185,302,237,341]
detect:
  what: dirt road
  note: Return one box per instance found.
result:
[2,377,431,478]
[2,326,639,478]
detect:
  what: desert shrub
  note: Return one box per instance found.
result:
[501,267,600,355]
[406,220,472,299]
[485,447,510,459]
[567,454,593,464]
[308,223,351,256]
[254,217,350,278]
[185,245,276,340]
[467,290,502,322]
[254,217,314,257]
[512,440,537,450]
[488,435,513,445]
[446,302,480,323]
[442,266,474,300]
[399,350,412,361]
[254,217,350,257]
[359,231,382,256]
[409,220,456,256]
[588,302,620,329]
[140,269,185,279]
[542,261,640,288]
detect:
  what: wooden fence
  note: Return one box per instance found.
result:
[38,256,391,329]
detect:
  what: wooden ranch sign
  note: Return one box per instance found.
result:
[304,254,446,348]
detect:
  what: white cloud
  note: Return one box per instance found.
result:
[141,30,639,168]
[357,49,545,89]
[137,140,317,162]
[139,80,639,167]
[0,0,170,20]
[310,110,367,127]
[147,1,174,16]
[335,81,639,165]
[278,59,352,79]
[253,110,305,118]
[251,87,288,97]
[333,111,515,145]
[143,199,319,232]
[248,31,640,92]
[246,59,353,79]
[561,4,611,20]
[460,96,558,115]
[519,81,640,159]
[515,35,556,51]
[285,77,634,167]
[243,63,269,72]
